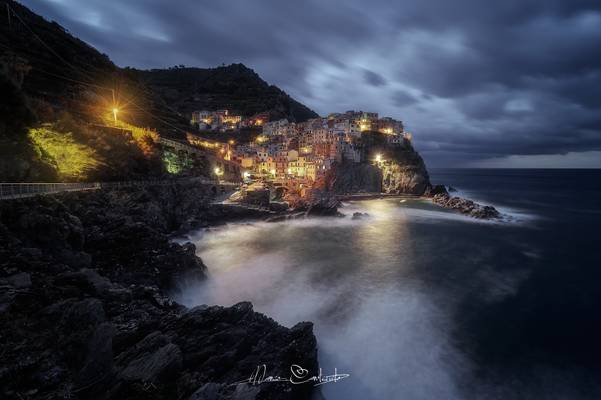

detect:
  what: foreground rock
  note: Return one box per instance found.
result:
[351,212,369,220]
[283,189,341,217]
[0,182,319,400]
[428,185,501,219]
[228,182,271,208]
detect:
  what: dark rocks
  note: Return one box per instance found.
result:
[76,322,115,390]
[431,193,501,219]
[426,184,449,196]
[60,298,106,328]
[0,182,321,400]
[381,158,430,195]
[305,194,341,216]
[281,189,341,217]
[188,382,223,400]
[119,341,183,383]
[352,212,369,220]
[229,184,270,208]
[425,183,500,219]
[269,201,289,212]
[317,162,382,194]
[6,272,31,288]
[315,139,431,196]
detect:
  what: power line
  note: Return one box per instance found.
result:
[32,67,113,92]
[4,3,194,139]
[6,2,98,85]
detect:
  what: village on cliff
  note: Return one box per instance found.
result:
[189,109,412,193]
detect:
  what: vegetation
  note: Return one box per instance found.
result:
[28,126,100,180]
[162,149,192,174]
[0,69,58,181]
[107,114,161,158]
[19,112,166,182]
[1,2,318,183]
[133,64,319,122]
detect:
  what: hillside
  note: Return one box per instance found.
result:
[0,0,317,181]
[133,64,319,122]
[0,1,189,135]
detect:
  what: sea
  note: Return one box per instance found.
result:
[174,169,601,400]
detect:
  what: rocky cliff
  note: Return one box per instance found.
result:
[317,134,431,195]
[317,162,383,194]
[380,146,430,195]
[0,182,319,400]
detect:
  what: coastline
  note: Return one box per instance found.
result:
[0,178,501,399]
[0,182,319,400]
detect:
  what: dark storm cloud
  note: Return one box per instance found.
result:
[391,91,417,107]
[18,0,601,167]
[363,69,387,87]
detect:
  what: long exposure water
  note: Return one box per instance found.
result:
[175,169,601,399]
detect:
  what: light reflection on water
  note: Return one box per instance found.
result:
[174,199,499,399]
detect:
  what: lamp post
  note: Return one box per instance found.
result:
[112,108,119,124]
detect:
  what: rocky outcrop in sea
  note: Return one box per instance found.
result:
[0,182,319,400]
[427,185,501,219]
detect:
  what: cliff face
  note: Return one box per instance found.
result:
[317,162,382,194]
[317,134,431,195]
[380,147,430,195]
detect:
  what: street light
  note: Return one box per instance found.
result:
[112,108,119,123]
[214,167,223,182]
[375,154,382,163]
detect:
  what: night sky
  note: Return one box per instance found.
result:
[19,0,601,167]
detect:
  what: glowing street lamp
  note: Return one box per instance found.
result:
[214,167,223,181]
[242,171,251,180]
[270,169,276,178]
[375,154,382,163]
[112,107,119,123]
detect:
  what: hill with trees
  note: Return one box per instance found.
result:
[133,64,318,122]
[0,0,317,182]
